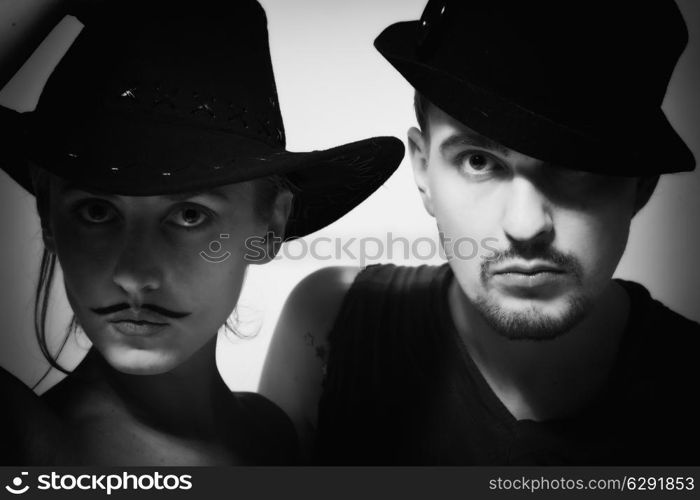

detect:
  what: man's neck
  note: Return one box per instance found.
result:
[448,280,631,421]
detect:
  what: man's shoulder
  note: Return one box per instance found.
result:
[615,280,700,444]
[617,279,700,369]
[618,279,700,338]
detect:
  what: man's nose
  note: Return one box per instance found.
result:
[112,229,163,300]
[501,177,554,245]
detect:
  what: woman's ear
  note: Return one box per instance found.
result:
[251,189,293,265]
[408,126,435,217]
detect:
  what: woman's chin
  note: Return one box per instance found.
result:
[99,347,180,375]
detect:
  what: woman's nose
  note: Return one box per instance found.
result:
[111,230,163,298]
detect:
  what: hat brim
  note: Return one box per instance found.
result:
[1,107,404,239]
[375,21,695,176]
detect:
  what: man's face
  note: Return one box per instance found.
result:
[409,104,645,339]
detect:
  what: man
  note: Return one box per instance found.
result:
[260,0,699,464]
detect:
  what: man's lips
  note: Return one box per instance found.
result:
[491,262,565,276]
[489,260,569,293]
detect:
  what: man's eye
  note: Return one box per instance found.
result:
[167,205,213,229]
[76,200,117,224]
[459,152,502,174]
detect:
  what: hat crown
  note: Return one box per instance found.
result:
[375,0,694,174]
[38,0,286,148]
[416,0,687,122]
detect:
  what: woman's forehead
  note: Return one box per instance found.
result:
[52,178,256,202]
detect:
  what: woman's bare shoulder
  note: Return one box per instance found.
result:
[281,265,361,330]
[258,266,360,459]
[263,265,360,371]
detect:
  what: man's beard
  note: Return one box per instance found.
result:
[472,291,590,340]
[473,243,590,340]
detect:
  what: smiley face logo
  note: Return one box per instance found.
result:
[200,233,232,263]
[5,472,29,495]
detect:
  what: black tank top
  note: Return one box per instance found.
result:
[315,264,700,465]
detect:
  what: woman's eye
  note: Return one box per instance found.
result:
[458,152,503,175]
[76,200,117,224]
[168,205,212,228]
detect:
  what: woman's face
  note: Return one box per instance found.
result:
[46,177,271,375]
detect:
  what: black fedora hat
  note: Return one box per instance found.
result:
[375,0,695,176]
[0,0,404,238]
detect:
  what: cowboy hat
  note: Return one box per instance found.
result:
[1,0,404,238]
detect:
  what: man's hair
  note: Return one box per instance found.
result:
[414,91,431,133]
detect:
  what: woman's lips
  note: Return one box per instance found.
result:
[107,309,175,324]
[98,306,189,336]
[108,319,169,336]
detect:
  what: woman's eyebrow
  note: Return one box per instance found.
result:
[59,183,111,197]
[439,132,511,157]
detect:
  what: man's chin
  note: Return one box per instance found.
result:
[473,293,590,340]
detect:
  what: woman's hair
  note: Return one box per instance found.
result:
[29,165,294,386]
[31,166,75,386]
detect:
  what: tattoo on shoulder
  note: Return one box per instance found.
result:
[304,331,328,365]
[303,331,315,347]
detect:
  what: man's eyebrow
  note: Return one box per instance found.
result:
[439,132,511,157]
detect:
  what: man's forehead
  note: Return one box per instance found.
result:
[424,102,638,182]
[439,130,512,158]
[426,104,513,157]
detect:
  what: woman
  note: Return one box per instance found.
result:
[0,0,403,465]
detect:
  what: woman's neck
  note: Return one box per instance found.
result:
[83,337,232,438]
